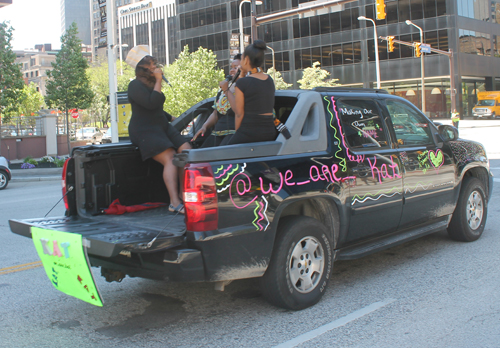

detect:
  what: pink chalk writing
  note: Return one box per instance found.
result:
[366,156,402,184]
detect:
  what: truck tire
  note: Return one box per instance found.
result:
[0,170,9,190]
[448,177,487,242]
[260,216,334,310]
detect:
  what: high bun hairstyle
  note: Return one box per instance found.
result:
[243,39,267,69]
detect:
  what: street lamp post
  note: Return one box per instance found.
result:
[267,45,276,81]
[358,16,381,89]
[107,2,119,144]
[239,0,262,54]
[406,20,426,113]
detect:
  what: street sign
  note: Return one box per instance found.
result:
[71,111,79,119]
[420,43,431,54]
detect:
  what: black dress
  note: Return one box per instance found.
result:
[128,79,186,161]
[223,75,277,145]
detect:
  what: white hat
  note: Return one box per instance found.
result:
[125,45,151,69]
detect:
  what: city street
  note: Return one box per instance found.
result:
[1,125,499,348]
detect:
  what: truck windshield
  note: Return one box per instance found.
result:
[477,100,495,106]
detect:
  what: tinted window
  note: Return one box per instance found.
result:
[336,99,389,149]
[385,99,433,146]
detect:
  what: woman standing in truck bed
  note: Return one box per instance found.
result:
[126,45,190,214]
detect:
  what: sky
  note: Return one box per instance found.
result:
[0,0,62,50]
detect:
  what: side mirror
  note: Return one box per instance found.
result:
[438,124,459,142]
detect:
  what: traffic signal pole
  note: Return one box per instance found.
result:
[380,36,457,115]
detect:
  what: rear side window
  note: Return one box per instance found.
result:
[385,99,433,146]
[336,99,389,149]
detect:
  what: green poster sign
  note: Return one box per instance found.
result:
[31,227,103,307]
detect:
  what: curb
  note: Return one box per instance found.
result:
[11,176,61,182]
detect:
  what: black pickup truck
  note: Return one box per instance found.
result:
[10,88,493,310]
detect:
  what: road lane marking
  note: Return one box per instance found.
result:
[494,178,500,183]
[0,261,42,276]
[272,298,396,348]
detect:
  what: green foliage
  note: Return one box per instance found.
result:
[162,46,224,117]
[23,156,38,165]
[267,67,292,90]
[297,62,340,90]
[45,22,93,114]
[54,157,66,167]
[0,22,25,123]
[18,83,45,117]
[87,59,134,124]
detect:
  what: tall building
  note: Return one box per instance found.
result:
[174,0,500,118]
[96,0,500,117]
[16,44,58,96]
[90,0,142,63]
[61,0,91,45]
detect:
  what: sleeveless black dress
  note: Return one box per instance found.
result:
[127,79,186,161]
[222,75,277,145]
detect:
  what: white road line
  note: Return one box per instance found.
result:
[493,178,500,183]
[272,298,396,348]
[490,167,500,170]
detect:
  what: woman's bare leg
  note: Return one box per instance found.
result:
[152,148,182,208]
[176,142,192,201]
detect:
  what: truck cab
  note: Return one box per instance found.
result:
[472,91,500,119]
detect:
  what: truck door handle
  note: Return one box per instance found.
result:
[352,166,371,177]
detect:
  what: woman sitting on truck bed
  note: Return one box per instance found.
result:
[219,40,277,145]
[126,45,190,214]
[191,54,242,147]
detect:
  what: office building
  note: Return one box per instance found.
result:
[90,0,143,62]
[61,0,91,45]
[173,0,500,118]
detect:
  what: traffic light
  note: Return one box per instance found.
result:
[376,0,386,20]
[388,36,395,52]
[415,42,421,57]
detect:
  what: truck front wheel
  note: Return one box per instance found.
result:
[260,216,333,310]
[448,177,487,242]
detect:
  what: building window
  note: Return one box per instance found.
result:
[35,71,39,77]
[459,29,491,55]
[180,4,227,30]
[457,0,490,21]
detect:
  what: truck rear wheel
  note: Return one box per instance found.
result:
[260,216,333,310]
[448,177,487,242]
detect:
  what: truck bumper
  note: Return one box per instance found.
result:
[90,247,206,282]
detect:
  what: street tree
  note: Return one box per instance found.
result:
[162,46,224,117]
[0,22,24,124]
[297,62,340,89]
[45,22,93,153]
[87,59,134,125]
[18,82,45,118]
[267,67,292,90]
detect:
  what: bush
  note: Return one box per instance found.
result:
[21,162,36,169]
[40,155,55,163]
[54,157,66,167]
[23,156,38,166]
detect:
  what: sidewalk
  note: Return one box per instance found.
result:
[11,167,62,182]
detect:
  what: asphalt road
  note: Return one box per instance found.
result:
[0,164,498,347]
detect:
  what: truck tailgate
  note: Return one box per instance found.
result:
[9,207,186,258]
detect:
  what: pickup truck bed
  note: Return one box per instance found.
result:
[9,207,185,258]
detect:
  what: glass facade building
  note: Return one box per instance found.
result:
[61,0,91,45]
[117,0,500,117]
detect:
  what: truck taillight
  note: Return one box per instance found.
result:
[62,158,70,210]
[184,163,218,231]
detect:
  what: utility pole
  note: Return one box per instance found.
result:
[379,36,457,114]
[107,1,119,143]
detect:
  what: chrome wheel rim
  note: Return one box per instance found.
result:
[288,236,324,294]
[466,190,483,231]
[0,173,6,188]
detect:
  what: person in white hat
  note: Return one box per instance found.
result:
[126,45,190,214]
